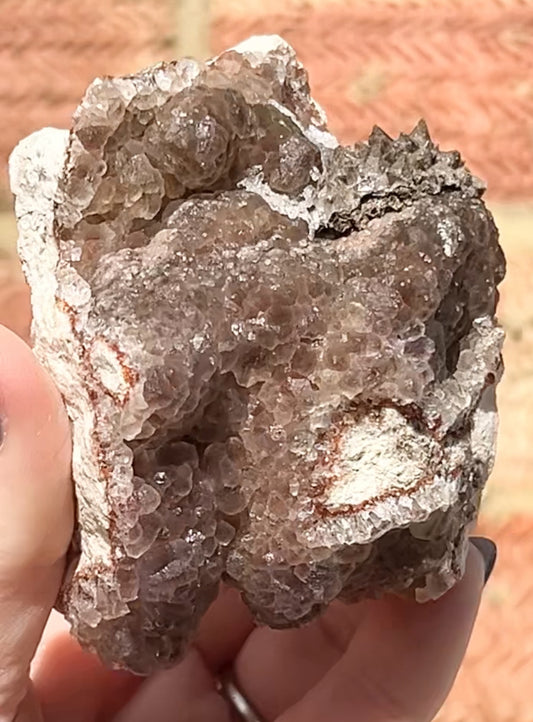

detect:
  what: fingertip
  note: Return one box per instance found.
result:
[0,325,64,433]
[0,324,73,570]
[469,536,497,585]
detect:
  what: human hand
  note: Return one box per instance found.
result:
[0,326,494,722]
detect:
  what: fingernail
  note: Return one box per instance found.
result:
[470,536,497,584]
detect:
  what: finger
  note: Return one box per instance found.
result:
[0,281,31,345]
[33,585,253,721]
[277,544,486,722]
[231,545,486,722]
[0,327,73,721]
[34,586,253,721]
[194,585,255,671]
[232,598,368,720]
[32,612,141,722]
[112,649,231,722]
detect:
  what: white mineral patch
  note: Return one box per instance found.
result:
[10,129,112,565]
[324,407,433,509]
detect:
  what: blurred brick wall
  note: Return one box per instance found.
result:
[2,0,533,201]
[213,0,533,200]
[1,2,532,720]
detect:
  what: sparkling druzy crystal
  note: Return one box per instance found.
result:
[10,36,505,673]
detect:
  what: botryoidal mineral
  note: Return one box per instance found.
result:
[10,36,505,673]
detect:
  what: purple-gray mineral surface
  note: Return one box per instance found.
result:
[10,36,505,673]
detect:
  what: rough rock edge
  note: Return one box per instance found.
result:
[9,128,115,567]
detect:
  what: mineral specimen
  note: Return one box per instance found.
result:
[10,35,505,674]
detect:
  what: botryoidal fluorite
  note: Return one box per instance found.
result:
[10,36,505,673]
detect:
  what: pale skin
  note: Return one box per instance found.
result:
[0,325,487,722]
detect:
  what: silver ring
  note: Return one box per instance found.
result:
[218,667,265,722]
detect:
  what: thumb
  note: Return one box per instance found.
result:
[0,327,73,722]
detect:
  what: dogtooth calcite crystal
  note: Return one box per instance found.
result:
[9,35,505,673]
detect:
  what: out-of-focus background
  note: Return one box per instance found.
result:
[1,0,532,718]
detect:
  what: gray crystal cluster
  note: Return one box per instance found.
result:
[10,36,505,673]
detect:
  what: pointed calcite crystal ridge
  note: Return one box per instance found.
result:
[10,36,505,673]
